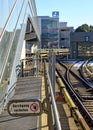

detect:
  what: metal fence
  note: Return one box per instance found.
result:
[0,80,8,113]
[44,60,61,130]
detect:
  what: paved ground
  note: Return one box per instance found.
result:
[0,76,42,130]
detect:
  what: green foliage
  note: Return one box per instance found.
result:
[90,25,93,32]
[75,24,93,32]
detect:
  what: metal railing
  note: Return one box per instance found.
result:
[44,60,61,130]
[0,0,40,83]
[0,79,8,113]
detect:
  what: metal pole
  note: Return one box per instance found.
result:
[44,61,54,130]
[51,54,56,96]
[48,51,56,96]
[21,61,24,77]
[47,72,62,130]
[44,60,62,130]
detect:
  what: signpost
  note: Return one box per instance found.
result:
[7,99,42,116]
[52,11,59,18]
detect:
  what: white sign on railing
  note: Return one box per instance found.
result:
[7,99,42,116]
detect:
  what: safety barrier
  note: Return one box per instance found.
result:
[44,60,62,130]
[0,80,8,113]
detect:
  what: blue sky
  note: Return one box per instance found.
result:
[35,0,93,29]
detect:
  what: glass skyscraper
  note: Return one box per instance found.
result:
[38,16,59,48]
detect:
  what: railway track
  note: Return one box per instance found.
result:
[56,61,93,128]
[79,59,93,85]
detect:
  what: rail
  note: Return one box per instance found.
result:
[55,71,90,130]
[44,60,61,130]
[65,62,93,121]
[83,60,93,78]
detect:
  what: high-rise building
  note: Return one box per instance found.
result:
[38,16,59,48]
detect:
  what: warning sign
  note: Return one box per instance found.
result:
[30,103,39,112]
[7,99,42,116]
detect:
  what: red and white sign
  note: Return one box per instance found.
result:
[7,99,42,116]
[30,103,39,112]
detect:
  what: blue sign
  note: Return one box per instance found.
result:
[52,11,59,18]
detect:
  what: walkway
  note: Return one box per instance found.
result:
[0,76,42,130]
[0,74,86,130]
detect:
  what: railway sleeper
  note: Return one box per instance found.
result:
[79,93,93,96]
[86,88,93,92]
[81,96,93,99]
[74,88,89,94]
[79,93,92,96]
[86,107,93,109]
[88,111,93,116]
[77,89,91,92]
[77,90,88,93]
[84,104,93,107]
[82,96,93,100]
[77,90,89,94]
[87,109,93,113]
[83,102,93,105]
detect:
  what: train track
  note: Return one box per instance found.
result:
[79,59,93,85]
[56,60,93,127]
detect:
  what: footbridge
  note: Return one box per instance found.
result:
[0,0,40,112]
[0,1,90,130]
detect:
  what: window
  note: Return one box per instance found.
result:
[85,36,89,42]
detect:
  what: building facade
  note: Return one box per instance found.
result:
[70,32,93,59]
[38,16,59,48]
[59,22,74,48]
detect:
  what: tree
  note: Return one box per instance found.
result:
[75,24,93,32]
[90,25,93,32]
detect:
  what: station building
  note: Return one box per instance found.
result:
[70,32,93,59]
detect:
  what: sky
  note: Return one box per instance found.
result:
[35,0,93,29]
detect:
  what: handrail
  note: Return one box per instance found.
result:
[6,82,16,99]
[44,60,61,130]
[0,78,16,114]
[0,79,9,113]
[0,79,8,100]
